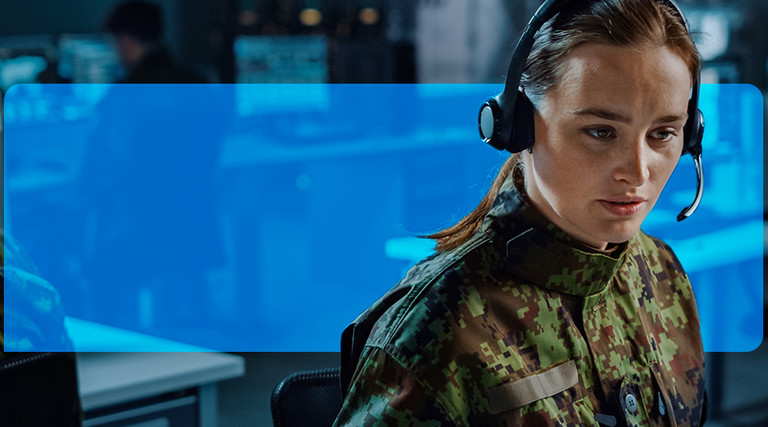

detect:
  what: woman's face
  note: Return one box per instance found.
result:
[524,43,691,250]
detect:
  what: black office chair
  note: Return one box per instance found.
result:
[0,352,83,426]
[271,367,343,427]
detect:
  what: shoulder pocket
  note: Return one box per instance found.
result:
[487,360,578,415]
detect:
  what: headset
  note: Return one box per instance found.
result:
[478,0,704,221]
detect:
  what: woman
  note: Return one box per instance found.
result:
[335,0,706,425]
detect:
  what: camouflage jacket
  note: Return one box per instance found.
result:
[1,229,74,354]
[335,176,706,426]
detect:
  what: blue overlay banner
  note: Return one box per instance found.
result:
[3,83,763,352]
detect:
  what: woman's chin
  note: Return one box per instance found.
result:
[603,224,642,245]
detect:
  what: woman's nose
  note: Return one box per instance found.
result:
[613,139,651,186]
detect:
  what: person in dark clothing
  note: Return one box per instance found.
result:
[75,2,223,336]
[105,0,205,83]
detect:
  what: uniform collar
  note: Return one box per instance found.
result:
[482,168,628,297]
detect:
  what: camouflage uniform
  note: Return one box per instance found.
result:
[1,229,74,354]
[335,173,706,426]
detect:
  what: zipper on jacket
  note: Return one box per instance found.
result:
[0,352,54,372]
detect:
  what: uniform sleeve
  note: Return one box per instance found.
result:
[1,230,74,354]
[334,346,454,427]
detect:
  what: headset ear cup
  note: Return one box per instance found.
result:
[683,108,704,156]
[509,90,535,153]
[479,98,507,151]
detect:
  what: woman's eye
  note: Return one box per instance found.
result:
[650,129,677,142]
[586,128,614,139]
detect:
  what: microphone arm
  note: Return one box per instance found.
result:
[676,153,703,221]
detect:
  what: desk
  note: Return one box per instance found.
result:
[70,319,245,427]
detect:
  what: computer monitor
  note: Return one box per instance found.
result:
[235,34,328,83]
[57,33,123,83]
[0,35,55,92]
[234,35,329,116]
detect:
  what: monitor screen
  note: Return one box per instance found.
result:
[235,35,328,83]
[0,35,55,92]
[57,33,123,83]
[234,35,329,116]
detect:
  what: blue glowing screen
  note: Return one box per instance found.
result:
[3,83,763,352]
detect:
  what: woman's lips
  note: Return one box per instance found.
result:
[598,199,646,216]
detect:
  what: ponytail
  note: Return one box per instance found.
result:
[424,153,521,252]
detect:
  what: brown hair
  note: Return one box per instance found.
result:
[425,0,701,252]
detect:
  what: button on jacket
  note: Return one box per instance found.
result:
[336,175,706,426]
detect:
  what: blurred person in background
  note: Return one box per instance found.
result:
[74,1,223,334]
[105,0,205,84]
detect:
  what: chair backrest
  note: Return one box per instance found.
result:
[271,367,343,427]
[0,352,83,426]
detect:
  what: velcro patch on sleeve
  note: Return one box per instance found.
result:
[487,360,578,415]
